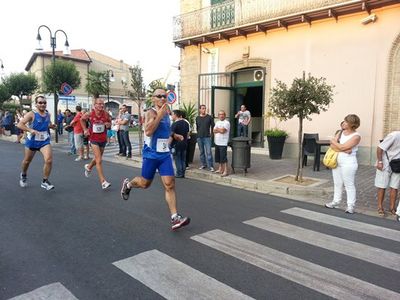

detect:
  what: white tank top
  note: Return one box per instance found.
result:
[339,131,360,157]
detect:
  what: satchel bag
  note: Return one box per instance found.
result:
[386,152,400,173]
[322,130,343,169]
[323,147,339,169]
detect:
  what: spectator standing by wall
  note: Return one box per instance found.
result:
[235,104,251,137]
[196,104,215,172]
[374,131,400,217]
[70,105,84,161]
[57,109,64,135]
[171,110,190,178]
[115,108,124,157]
[213,110,230,177]
[325,114,361,214]
[118,104,132,159]
[64,109,76,155]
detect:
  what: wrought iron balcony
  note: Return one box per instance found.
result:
[173,0,399,47]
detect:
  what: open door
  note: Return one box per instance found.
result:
[211,86,235,140]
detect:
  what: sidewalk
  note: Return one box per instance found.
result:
[1,133,393,219]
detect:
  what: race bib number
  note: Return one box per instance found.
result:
[156,138,169,152]
[35,131,49,141]
[93,123,105,133]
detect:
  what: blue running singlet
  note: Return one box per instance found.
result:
[142,109,171,160]
[25,111,51,150]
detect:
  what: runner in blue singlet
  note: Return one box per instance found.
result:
[120,88,190,230]
[17,95,56,190]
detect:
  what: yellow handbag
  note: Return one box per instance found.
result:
[323,147,338,169]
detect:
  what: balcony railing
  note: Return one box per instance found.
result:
[173,0,354,41]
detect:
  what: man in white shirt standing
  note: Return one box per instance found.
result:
[213,110,230,177]
[235,105,251,137]
[375,131,400,220]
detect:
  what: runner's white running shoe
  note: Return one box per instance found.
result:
[41,179,54,190]
[84,164,91,178]
[19,173,27,188]
[102,181,111,190]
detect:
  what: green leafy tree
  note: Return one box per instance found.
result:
[0,83,11,108]
[269,72,334,182]
[146,79,166,108]
[42,60,81,94]
[127,65,146,155]
[85,70,109,98]
[2,72,38,104]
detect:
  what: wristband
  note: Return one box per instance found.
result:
[378,161,383,163]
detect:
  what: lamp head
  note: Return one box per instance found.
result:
[63,40,71,55]
[109,70,115,82]
[35,32,43,50]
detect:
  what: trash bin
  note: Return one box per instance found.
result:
[230,137,251,174]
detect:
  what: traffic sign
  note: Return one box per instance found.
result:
[60,82,73,96]
[59,95,76,101]
[167,91,177,104]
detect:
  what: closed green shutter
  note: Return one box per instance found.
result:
[210,0,234,30]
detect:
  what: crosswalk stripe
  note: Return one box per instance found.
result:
[192,229,400,300]
[113,249,254,300]
[8,282,78,300]
[281,207,400,242]
[244,217,400,272]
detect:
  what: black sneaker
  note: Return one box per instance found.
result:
[41,179,54,190]
[171,214,190,230]
[19,173,27,188]
[121,178,131,200]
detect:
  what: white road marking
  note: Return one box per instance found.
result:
[244,217,400,272]
[192,229,400,300]
[113,249,254,300]
[8,282,78,300]
[282,207,400,242]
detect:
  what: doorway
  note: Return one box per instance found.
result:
[234,85,263,146]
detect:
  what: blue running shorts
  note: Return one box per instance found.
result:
[141,156,174,180]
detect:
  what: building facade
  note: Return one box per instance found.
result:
[174,0,400,164]
[25,49,136,117]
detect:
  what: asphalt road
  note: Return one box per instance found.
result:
[1,140,399,300]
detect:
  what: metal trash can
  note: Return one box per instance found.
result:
[230,137,251,174]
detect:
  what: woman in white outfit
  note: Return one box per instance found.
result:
[325,114,361,214]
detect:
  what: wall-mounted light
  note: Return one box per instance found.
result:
[361,13,377,25]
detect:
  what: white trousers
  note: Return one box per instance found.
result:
[332,156,358,208]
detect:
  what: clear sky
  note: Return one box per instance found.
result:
[0,0,181,85]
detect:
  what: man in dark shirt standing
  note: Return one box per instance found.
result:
[171,110,190,178]
[195,104,215,172]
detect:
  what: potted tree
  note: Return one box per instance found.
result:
[269,72,334,181]
[180,102,197,164]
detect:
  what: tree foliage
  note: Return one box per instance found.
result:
[270,72,334,181]
[0,83,11,107]
[128,65,146,155]
[2,72,38,100]
[42,59,81,94]
[85,70,109,98]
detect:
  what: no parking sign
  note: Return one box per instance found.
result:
[166,91,176,104]
[60,82,73,96]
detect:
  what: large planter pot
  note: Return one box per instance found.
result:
[186,133,197,164]
[267,136,286,159]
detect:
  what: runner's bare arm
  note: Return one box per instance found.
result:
[144,104,168,136]
[17,111,35,134]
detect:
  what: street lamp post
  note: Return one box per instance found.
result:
[36,25,70,143]
[106,69,115,103]
[0,58,4,81]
